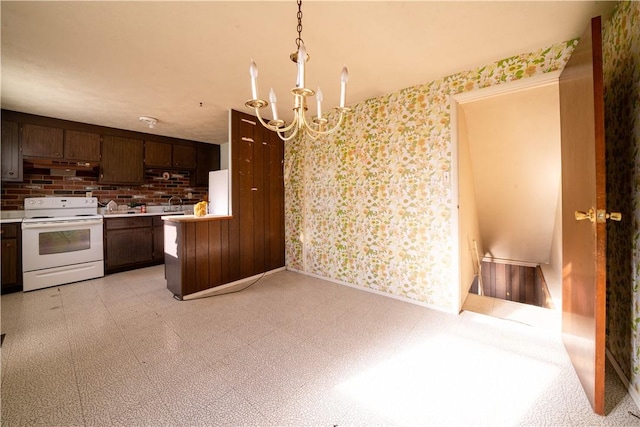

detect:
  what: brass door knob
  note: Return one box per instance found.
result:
[575,209,595,222]
[575,208,622,223]
[605,212,622,221]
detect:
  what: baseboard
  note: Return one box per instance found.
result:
[286,267,457,314]
[606,348,640,411]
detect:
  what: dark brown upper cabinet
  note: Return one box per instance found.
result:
[100,136,144,184]
[1,120,23,182]
[145,141,196,169]
[191,143,221,187]
[22,123,63,158]
[145,141,172,167]
[64,130,101,162]
[172,145,196,169]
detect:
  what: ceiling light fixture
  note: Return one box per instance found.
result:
[245,0,350,141]
[139,116,158,129]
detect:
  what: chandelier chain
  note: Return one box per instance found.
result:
[295,0,303,48]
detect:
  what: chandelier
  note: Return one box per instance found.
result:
[245,0,350,141]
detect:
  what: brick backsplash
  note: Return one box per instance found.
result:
[0,167,207,210]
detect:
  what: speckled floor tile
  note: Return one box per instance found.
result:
[2,267,639,426]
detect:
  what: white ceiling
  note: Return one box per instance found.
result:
[1,1,615,144]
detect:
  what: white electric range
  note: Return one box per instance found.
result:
[21,197,104,291]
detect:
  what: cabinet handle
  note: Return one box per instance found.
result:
[241,118,257,125]
[241,137,254,143]
[251,187,258,191]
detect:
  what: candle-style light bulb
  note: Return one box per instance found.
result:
[269,88,279,121]
[296,43,306,89]
[250,60,259,99]
[316,87,323,119]
[339,66,349,108]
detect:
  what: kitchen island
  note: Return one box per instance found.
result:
[162,214,235,300]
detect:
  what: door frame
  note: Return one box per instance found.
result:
[449,71,561,313]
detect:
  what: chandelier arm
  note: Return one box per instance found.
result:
[278,126,300,142]
[252,106,297,134]
[300,108,348,138]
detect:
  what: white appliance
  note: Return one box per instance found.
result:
[208,170,230,215]
[21,197,104,291]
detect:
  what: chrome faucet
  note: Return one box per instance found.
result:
[167,196,183,212]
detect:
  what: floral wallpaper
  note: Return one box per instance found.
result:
[284,39,577,312]
[603,1,640,398]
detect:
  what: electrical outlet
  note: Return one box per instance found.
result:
[86,191,92,197]
[187,192,193,199]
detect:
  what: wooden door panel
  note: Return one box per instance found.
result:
[22,123,63,158]
[559,16,606,415]
[65,130,101,161]
[1,120,22,181]
[238,118,255,278]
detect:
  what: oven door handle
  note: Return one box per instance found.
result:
[22,219,104,229]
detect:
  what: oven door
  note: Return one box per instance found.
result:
[22,218,104,272]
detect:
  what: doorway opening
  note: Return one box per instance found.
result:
[469,260,554,309]
[451,71,564,325]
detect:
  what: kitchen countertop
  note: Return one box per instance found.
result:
[0,208,191,222]
[102,211,188,218]
[0,217,23,224]
[161,214,232,222]
[0,211,24,224]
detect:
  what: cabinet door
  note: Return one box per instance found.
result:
[1,120,23,182]
[1,239,18,288]
[105,228,153,269]
[101,136,144,183]
[153,217,164,261]
[65,130,101,161]
[191,143,221,186]
[172,145,196,169]
[1,224,20,292]
[22,123,64,158]
[265,131,285,269]
[237,117,257,278]
[145,141,172,167]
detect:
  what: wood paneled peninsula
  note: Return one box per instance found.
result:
[163,110,285,300]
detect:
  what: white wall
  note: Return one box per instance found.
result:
[459,82,562,265]
[456,106,484,308]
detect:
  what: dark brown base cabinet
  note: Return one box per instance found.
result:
[1,223,22,294]
[104,217,164,273]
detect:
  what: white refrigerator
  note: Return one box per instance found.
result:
[208,170,230,215]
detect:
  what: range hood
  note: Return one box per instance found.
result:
[24,158,99,176]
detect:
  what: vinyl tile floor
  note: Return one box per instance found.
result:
[1,266,639,426]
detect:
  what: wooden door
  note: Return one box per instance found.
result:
[266,130,285,270]
[101,136,144,183]
[1,120,22,181]
[172,145,196,169]
[145,141,172,167]
[237,116,256,277]
[65,130,101,162]
[22,123,63,158]
[559,16,606,415]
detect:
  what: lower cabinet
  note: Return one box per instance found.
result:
[1,223,22,294]
[104,216,164,273]
[153,216,164,261]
